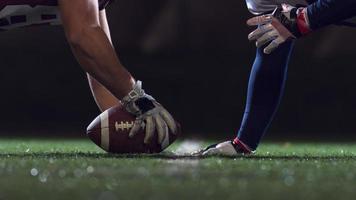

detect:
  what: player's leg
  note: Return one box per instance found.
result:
[236,41,294,150]
[198,41,294,156]
[87,9,121,112]
[58,0,135,99]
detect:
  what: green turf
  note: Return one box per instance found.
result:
[0,139,355,200]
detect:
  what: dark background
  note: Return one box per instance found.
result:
[0,0,356,141]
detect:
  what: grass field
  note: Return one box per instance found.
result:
[0,138,355,200]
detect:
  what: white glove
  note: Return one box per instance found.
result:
[121,81,177,144]
[247,4,311,54]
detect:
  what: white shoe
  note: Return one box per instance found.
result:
[193,139,254,157]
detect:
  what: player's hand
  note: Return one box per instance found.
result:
[247,4,311,54]
[122,80,177,144]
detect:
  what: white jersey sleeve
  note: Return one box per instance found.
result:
[245,0,308,15]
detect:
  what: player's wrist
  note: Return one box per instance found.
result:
[272,5,311,38]
[120,80,178,144]
[121,80,157,116]
[296,7,312,36]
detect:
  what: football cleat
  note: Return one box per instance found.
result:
[193,138,254,157]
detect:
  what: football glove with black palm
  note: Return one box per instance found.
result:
[247,4,311,54]
[122,81,177,144]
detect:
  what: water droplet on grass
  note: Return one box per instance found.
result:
[38,170,50,183]
[30,168,39,176]
[87,166,94,174]
[39,175,47,183]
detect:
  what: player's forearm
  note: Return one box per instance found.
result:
[68,25,135,99]
[87,74,121,111]
[307,0,356,30]
[85,9,122,112]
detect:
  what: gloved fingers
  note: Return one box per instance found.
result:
[246,14,272,26]
[143,116,156,144]
[248,24,274,41]
[160,109,177,134]
[270,18,295,39]
[263,37,284,54]
[255,29,279,48]
[154,114,168,144]
[129,119,144,138]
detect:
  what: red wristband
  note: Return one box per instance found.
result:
[297,8,312,35]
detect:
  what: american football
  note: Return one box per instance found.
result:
[86,105,180,153]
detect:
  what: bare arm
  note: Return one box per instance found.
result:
[87,9,121,112]
[59,0,135,101]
